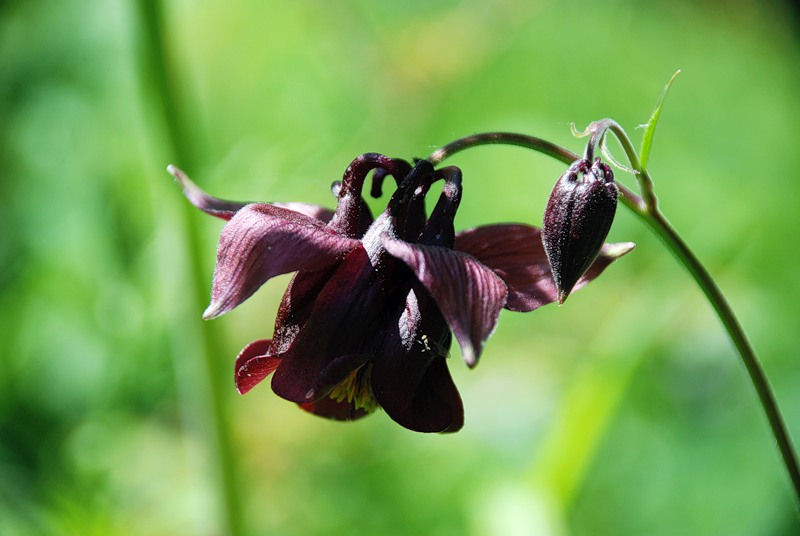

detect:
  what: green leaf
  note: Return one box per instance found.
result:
[639,70,681,170]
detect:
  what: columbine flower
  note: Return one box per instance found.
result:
[542,157,619,304]
[171,155,633,432]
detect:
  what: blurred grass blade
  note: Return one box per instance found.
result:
[639,70,681,170]
[133,1,245,534]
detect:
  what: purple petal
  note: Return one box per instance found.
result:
[581,242,636,284]
[371,289,463,433]
[204,204,361,319]
[455,224,550,312]
[382,236,508,368]
[373,354,463,433]
[168,165,248,220]
[455,224,634,312]
[169,165,335,223]
[234,339,280,395]
[270,247,382,403]
[270,268,339,355]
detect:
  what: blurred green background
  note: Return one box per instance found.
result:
[2,0,800,534]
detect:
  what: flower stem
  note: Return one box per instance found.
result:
[427,131,800,503]
[134,1,245,534]
[640,208,800,499]
[427,132,644,211]
[428,132,578,167]
[596,120,800,500]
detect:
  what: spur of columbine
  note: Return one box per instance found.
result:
[169,154,633,432]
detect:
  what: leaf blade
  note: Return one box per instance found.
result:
[640,70,681,170]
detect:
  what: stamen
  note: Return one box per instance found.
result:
[418,334,451,359]
[327,363,378,413]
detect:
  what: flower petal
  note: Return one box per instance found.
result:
[168,165,249,221]
[455,224,634,312]
[169,165,335,223]
[382,236,508,368]
[455,224,550,312]
[234,339,281,395]
[204,204,361,319]
[270,247,387,403]
[371,289,463,433]
[373,354,463,433]
[581,241,636,284]
[270,268,339,355]
[234,338,272,371]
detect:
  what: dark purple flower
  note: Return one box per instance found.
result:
[542,157,619,304]
[171,155,633,432]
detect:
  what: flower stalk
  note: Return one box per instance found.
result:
[426,129,800,503]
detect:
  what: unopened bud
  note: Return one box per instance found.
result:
[542,158,619,304]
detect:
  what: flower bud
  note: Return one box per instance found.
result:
[542,158,618,304]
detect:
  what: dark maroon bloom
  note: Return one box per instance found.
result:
[171,155,633,432]
[542,157,619,304]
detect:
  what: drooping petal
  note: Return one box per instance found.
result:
[373,353,463,433]
[168,165,249,221]
[234,339,281,395]
[203,204,361,319]
[455,224,634,312]
[169,165,335,223]
[371,288,463,433]
[270,268,339,355]
[579,242,636,285]
[271,247,389,403]
[382,236,508,368]
[412,356,464,432]
[455,224,551,312]
[234,339,272,371]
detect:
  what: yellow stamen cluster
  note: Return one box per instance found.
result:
[328,364,378,413]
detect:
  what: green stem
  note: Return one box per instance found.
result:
[134,2,245,534]
[427,131,800,503]
[641,208,800,499]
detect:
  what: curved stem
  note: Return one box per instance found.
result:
[599,121,800,498]
[427,132,647,213]
[590,119,658,211]
[427,131,800,503]
[427,132,579,167]
[641,208,800,498]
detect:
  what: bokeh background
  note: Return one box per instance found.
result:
[2,0,800,534]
